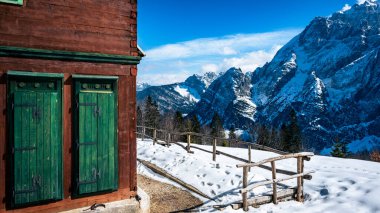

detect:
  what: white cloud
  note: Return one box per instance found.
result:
[222,45,283,73]
[201,64,219,73]
[138,73,191,85]
[138,29,301,85]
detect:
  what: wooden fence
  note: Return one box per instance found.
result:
[236,152,314,211]
[137,126,288,155]
[136,126,314,211]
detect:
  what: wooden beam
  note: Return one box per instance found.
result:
[137,159,212,200]
[213,138,217,161]
[232,188,297,209]
[216,149,297,176]
[240,171,315,193]
[0,45,142,65]
[153,129,157,145]
[271,161,278,204]
[187,134,191,153]
[242,167,249,211]
[248,145,252,172]
[297,157,304,202]
[236,152,314,168]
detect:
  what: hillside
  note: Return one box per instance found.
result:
[138,138,380,212]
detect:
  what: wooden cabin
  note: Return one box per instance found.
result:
[0,0,142,212]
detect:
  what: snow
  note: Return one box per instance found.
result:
[357,0,378,6]
[173,85,200,102]
[138,139,380,212]
[339,4,352,13]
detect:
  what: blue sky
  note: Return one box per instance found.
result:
[137,0,359,85]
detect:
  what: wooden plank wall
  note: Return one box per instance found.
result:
[0,0,139,211]
[0,0,138,56]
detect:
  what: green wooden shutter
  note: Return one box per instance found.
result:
[97,93,117,191]
[12,91,62,205]
[75,79,118,195]
[8,71,63,207]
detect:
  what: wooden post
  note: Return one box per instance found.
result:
[248,145,252,172]
[142,127,145,141]
[212,138,217,161]
[187,134,191,153]
[242,166,249,211]
[297,157,303,202]
[271,161,278,204]
[153,129,157,145]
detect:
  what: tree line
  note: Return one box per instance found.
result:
[137,95,360,157]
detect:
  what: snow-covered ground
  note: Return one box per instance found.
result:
[137,139,380,212]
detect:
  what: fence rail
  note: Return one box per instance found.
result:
[236,152,314,211]
[136,126,314,211]
[137,125,288,155]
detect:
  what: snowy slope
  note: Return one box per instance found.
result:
[138,138,380,212]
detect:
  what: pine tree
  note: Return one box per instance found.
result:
[173,111,186,142]
[210,112,224,138]
[331,137,349,158]
[288,109,302,152]
[268,127,280,149]
[191,115,201,144]
[173,111,184,131]
[228,125,237,140]
[143,96,160,129]
[280,109,302,152]
[191,115,201,133]
[257,125,270,146]
[280,124,290,151]
[137,105,143,126]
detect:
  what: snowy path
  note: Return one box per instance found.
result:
[137,139,380,212]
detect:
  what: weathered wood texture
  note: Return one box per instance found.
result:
[0,58,138,212]
[231,188,297,209]
[0,0,138,56]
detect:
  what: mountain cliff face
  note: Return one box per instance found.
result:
[137,72,218,113]
[190,1,380,152]
[188,68,255,127]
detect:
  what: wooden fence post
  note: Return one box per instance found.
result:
[242,166,249,211]
[297,157,304,202]
[153,129,157,145]
[187,134,191,153]
[248,145,252,172]
[213,138,217,161]
[167,132,171,147]
[142,127,145,141]
[271,161,278,204]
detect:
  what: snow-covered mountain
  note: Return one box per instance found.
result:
[137,72,219,113]
[188,68,255,127]
[190,0,380,152]
[137,82,151,91]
